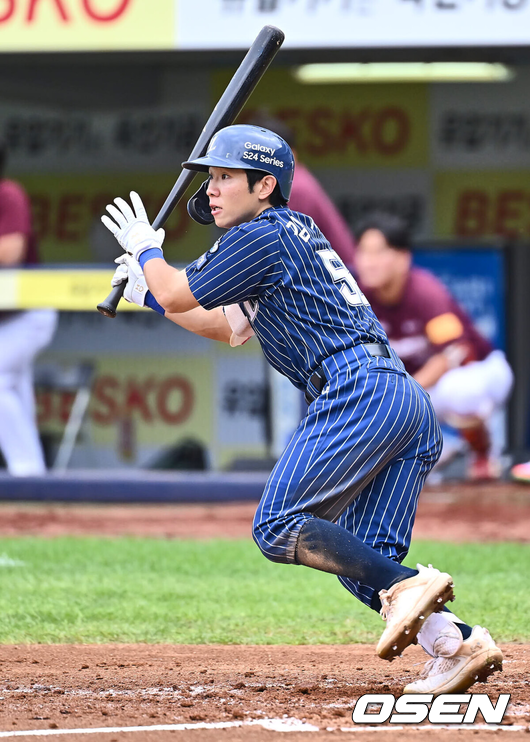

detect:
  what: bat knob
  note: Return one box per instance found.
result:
[97,283,125,318]
[97,302,117,318]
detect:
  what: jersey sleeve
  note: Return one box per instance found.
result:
[185,220,282,310]
[413,271,465,348]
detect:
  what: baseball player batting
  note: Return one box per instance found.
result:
[101,124,503,696]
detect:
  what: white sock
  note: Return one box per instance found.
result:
[417,612,464,657]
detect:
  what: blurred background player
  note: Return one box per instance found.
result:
[0,138,58,476]
[247,113,355,269]
[354,212,513,481]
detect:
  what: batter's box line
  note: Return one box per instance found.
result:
[0,720,529,737]
[340,724,530,732]
[0,717,318,738]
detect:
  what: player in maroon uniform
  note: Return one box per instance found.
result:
[354,212,513,480]
[0,138,57,475]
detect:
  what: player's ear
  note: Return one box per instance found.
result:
[258,175,277,201]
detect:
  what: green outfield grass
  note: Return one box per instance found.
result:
[0,538,528,644]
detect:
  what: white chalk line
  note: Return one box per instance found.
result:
[0,719,529,737]
[340,724,529,732]
[0,718,317,738]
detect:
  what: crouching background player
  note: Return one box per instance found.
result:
[101,124,503,696]
[353,212,513,481]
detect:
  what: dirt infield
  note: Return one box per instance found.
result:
[0,481,529,541]
[1,643,529,741]
[0,481,529,740]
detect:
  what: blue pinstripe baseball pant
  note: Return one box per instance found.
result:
[252,345,442,608]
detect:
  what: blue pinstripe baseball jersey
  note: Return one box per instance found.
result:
[186,204,442,610]
[186,206,388,390]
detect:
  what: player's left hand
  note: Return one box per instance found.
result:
[111,254,148,307]
[101,191,165,262]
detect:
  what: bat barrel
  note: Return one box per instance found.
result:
[97,25,285,318]
[153,26,284,231]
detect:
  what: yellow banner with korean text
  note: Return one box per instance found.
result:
[37,355,213,453]
[20,268,130,310]
[0,0,174,52]
[213,69,429,169]
[16,172,210,265]
[36,344,268,468]
[435,171,530,239]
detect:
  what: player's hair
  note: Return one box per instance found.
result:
[354,212,411,252]
[246,169,286,208]
[0,138,6,180]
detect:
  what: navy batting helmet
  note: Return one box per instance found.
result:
[183,124,295,209]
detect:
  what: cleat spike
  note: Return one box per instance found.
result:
[474,675,479,681]
[392,645,398,651]
[404,629,410,635]
[436,597,443,603]
[418,615,424,620]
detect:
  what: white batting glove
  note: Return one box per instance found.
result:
[111,254,148,307]
[101,191,165,262]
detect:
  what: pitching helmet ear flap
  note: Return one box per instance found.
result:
[187,179,214,225]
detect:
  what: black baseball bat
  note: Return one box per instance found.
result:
[97,25,285,318]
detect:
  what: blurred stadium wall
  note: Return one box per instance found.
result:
[0,0,529,471]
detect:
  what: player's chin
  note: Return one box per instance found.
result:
[215,213,237,230]
[212,211,225,227]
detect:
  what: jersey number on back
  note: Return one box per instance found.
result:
[317,249,369,307]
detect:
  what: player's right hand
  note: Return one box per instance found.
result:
[102,191,165,261]
[111,254,148,308]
